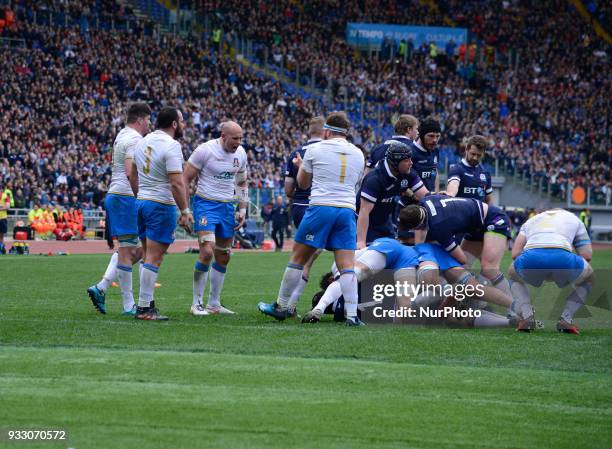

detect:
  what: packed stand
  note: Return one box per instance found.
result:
[0,0,610,218]
[1,2,374,215]
[203,0,610,200]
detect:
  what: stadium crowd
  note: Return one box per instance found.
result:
[0,0,610,214]
[208,0,610,199]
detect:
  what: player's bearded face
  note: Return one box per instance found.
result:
[466,146,484,166]
[423,132,440,150]
[174,112,185,140]
[174,120,184,139]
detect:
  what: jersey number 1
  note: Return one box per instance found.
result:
[143,146,153,175]
[339,154,347,183]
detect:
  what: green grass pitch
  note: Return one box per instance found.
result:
[1,250,611,448]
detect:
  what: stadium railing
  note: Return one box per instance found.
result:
[22,7,157,35]
[0,37,26,49]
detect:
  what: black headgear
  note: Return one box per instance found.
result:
[418,118,442,139]
[385,141,413,169]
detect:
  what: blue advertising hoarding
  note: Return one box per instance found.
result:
[346,23,467,52]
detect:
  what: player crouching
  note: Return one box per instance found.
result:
[508,209,593,334]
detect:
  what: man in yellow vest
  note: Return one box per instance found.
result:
[0,185,14,254]
[579,208,592,239]
[212,28,221,52]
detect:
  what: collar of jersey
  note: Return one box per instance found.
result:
[461,158,479,168]
[306,138,322,144]
[413,140,428,153]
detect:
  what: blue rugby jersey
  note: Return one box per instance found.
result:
[411,140,439,192]
[284,138,322,206]
[447,158,492,201]
[358,159,425,233]
[420,194,485,252]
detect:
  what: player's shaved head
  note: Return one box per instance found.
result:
[221,121,242,136]
[220,121,243,153]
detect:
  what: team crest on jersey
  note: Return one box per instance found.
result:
[200,216,208,226]
[233,158,239,168]
[305,234,315,241]
[480,173,486,181]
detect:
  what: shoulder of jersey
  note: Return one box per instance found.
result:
[194,139,216,152]
[236,145,248,157]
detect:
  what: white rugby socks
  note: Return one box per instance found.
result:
[208,263,227,308]
[116,264,134,312]
[339,269,358,319]
[193,261,210,306]
[276,263,304,309]
[96,251,118,292]
[314,280,342,314]
[138,263,158,308]
[287,275,308,311]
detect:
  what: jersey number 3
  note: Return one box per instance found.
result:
[143,146,153,175]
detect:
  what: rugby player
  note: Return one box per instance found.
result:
[258,112,365,325]
[87,103,151,315]
[357,142,428,249]
[411,117,442,193]
[131,107,193,321]
[366,114,419,172]
[183,121,248,315]
[400,194,521,324]
[283,116,325,315]
[445,135,493,204]
[508,209,593,334]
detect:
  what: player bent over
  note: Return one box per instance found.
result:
[258,112,365,326]
[87,102,151,315]
[131,107,193,321]
[400,194,519,317]
[183,121,248,316]
[508,209,593,334]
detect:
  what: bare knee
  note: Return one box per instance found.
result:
[130,246,143,264]
[199,243,214,264]
[290,243,316,267]
[214,249,231,266]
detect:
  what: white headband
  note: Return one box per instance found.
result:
[324,123,348,135]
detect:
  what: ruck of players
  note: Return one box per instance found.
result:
[87,105,593,335]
